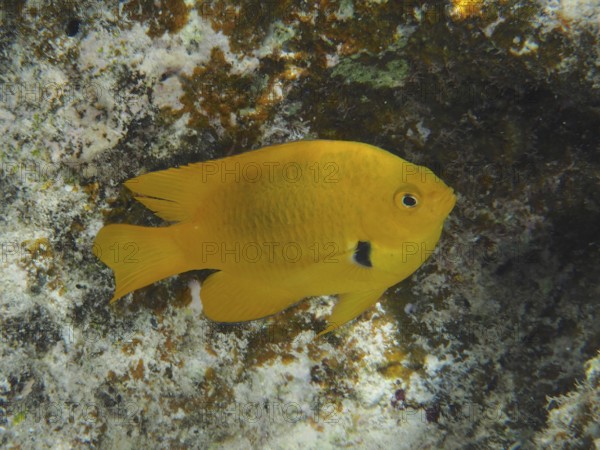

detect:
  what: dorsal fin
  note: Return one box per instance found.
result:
[124,162,211,222]
[123,140,376,223]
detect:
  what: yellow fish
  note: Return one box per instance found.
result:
[94,140,455,334]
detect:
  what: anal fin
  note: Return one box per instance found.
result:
[318,289,386,336]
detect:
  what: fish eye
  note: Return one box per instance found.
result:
[402,194,418,208]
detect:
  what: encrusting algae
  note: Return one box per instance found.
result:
[94,140,455,334]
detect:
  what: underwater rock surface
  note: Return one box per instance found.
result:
[0,0,598,448]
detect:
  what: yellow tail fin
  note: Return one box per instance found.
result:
[93,224,190,302]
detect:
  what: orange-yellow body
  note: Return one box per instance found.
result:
[94,140,455,334]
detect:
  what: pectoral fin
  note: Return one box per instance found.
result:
[200,272,299,322]
[318,289,386,336]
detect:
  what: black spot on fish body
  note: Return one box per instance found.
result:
[353,241,372,268]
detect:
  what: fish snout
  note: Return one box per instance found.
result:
[437,188,456,217]
[446,188,457,214]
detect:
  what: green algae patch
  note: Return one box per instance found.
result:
[332,56,409,88]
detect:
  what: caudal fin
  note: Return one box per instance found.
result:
[93,224,190,302]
